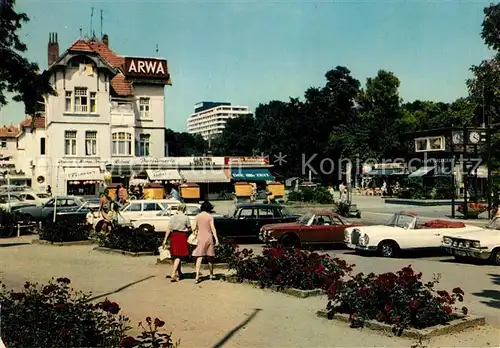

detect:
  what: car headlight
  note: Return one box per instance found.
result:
[442,237,452,245]
[472,241,481,248]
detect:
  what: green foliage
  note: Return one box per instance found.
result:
[95,226,161,253]
[164,129,207,156]
[211,114,258,155]
[40,216,91,242]
[0,278,178,348]
[481,3,500,52]
[0,0,55,114]
[287,186,332,204]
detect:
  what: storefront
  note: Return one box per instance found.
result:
[65,167,105,196]
[230,168,274,182]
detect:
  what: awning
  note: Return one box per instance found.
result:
[179,169,230,183]
[364,169,403,176]
[231,168,274,181]
[409,166,434,178]
[146,169,182,181]
[65,167,103,181]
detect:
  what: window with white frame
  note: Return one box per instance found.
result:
[138,134,150,156]
[85,131,97,156]
[414,136,445,152]
[65,91,72,112]
[139,98,150,118]
[0,139,6,148]
[74,87,88,113]
[65,131,77,156]
[90,92,96,113]
[112,132,132,156]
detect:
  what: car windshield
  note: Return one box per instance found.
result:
[36,193,51,198]
[280,207,292,217]
[299,213,313,225]
[388,213,416,228]
[0,195,21,202]
[186,206,201,215]
[486,217,500,230]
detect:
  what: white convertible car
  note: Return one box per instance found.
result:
[344,212,479,257]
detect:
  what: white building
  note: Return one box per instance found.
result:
[39,32,172,195]
[187,102,251,140]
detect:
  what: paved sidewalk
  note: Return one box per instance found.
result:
[0,242,498,347]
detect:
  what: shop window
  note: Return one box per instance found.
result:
[138,134,150,156]
[64,131,77,156]
[40,137,46,155]
[85,131,97,156]
[139,98,150,118]
[112,132,132,156]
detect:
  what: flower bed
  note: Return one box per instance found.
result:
[39,218,91,243]
[92,225,162,254]
[228,246,353,291]
[457,202,487,218]
[0,278,179,348]
[324,265,472,334]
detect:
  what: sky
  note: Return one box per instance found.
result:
[0,0,495,131]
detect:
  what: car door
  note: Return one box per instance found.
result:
[330,216,348,243]
[142,202,163,218]
[308,215,336,243]
[257,207,278,229]
[236,208,258,238]
[121,202,142,219]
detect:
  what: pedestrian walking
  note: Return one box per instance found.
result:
[162,204,191,282]
[192,201,220,283]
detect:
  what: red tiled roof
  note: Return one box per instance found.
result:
[20,116,45,129]
[0,125,20,138]
[110,73,133,96]
[67,39,130,96]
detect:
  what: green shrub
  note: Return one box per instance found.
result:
[287,186,332,204]
[287,190,303,202]
[40,216,91,242]
[96,226,161,253]
[0,278,179,348]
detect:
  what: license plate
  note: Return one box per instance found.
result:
[455,250,467,256]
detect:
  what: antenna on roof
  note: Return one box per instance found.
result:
[156,44,159,56]
[79,27,83,38]
[90,6,94,38]
[100,9,103,38]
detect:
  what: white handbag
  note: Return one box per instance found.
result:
[187,232,198,245]
[158,246,171,261]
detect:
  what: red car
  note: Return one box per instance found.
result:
[259,209,362,248]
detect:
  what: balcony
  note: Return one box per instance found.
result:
[110,101,135,126]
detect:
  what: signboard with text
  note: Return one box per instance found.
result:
[124,57,169,79]
[225,157,269,166]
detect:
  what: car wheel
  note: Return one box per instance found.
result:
[280,234,300,248]
[378,241,399,258]
[490,249,500,266]
[139,224,154,233]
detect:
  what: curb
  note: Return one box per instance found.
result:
[156,258,230,269]
[222,274,325,298]
[316,310,485,339]
[384,198,465,206]
[93,246,154,257]
[31,239,94,246]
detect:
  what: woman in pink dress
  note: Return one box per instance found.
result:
[192,201,220,283]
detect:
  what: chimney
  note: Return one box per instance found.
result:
[102,34,109,47]
[47,32,59,67]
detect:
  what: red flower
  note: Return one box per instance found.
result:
[408,299,420,310]
[56,277,71,284]
[42,284,57,295]
[328,283,336,295]
[154,318,165,328]
[443,306,453,314]
[384,304,392,313]
[24,282,31,289]
[120,336,140,348]
[10,292,25,300]
[275,275,281,282]
[452,287,464,295]
[376,313,385,322]
[100,299,121,314]
[315,264,326,273]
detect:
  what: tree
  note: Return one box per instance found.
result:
[211,114,258,155]
[481,2,500,52]
[164,129,207,156]
[0,0,54,115]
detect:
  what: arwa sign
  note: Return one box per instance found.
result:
[124,57,168,78]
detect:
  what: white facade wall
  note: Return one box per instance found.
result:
[16,126,49,192]
[0,138,18,159]
[187,105,251,140]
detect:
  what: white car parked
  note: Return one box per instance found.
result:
[442,216,500,265]
[344,212,479,257]
[17,191,52,206]
[129,204,201,232]
[119,199,181,220]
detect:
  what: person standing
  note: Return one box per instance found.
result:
[170,185,180,201]
[339,182,346,201]
[192,201,220,283]
[162,204,191,282]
